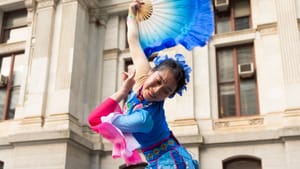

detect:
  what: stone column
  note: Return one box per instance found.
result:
[276,0,300,111]
[21,0,58,126]
[275,0,300,129]
[96,14,108,103]
[89,11,108,105]
[14,0,36,119]
[79,10,108,125]
[285,139,300,169]
[90,152,101,169]
[192,44,214,133]
[101,49,120,100]
[101,15,120,100]
[44,0,88,130]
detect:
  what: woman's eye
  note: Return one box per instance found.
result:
[163,89,170,95]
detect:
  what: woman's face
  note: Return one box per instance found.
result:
[142,69,177,102]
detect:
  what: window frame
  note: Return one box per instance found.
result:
[216,43,259,118]
[0,52,24,120]
[214,0,252,34]
[0,8,27,121]
[0,8,28,43]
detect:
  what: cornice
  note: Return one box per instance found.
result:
[103,48,120,54]
[0,0,25,11]
[36,0,59,9]
[256,22,278,35]
[212,29,256,48]
[96,0,129,15]
[103,48,121,60]
[66,0,102,10]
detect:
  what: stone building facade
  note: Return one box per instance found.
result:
[0,0,300,169]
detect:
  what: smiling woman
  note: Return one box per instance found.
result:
[88,1,199,168]
[140,61,179,101]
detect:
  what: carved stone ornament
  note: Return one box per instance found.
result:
[248,118,264,126]
[25,0,36,10]
[90,9,108,26]
[214,121,230,128]
[214,117,264,129]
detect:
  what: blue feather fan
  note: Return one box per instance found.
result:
[136,0,214,57]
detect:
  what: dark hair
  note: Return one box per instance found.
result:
[153,59,186,96]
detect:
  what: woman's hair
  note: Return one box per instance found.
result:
[153,59,186,96]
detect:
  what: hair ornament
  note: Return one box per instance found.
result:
[153,53,192,97]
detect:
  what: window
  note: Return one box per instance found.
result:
[223,156,262,169]
[1,9,28,43]
[215,0,251,34]
[125,59,134,73]
[217,44,258,118]
[0,9,27,121]
[0,53,25,120]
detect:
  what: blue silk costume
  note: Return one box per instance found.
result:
[112,91,199,169]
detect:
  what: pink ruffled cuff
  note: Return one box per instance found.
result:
[91,114,142,165]
[88,98,143,165]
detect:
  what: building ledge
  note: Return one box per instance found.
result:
[0,129,96,150]
[203,126,300,146]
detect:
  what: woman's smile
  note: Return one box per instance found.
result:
[142,70,177,101]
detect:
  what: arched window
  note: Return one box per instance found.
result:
[119,162,147,169]
[223,155,261,169]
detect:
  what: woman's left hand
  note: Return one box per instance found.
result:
[121,70,136,95]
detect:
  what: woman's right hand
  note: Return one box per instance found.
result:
[129,0,144,16]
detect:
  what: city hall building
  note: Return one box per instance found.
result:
[0,0,300,169]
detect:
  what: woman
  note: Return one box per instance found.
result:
[89,1,198,168]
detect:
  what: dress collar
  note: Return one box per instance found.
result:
[137,85,144,101]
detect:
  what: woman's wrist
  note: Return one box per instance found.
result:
[127,12,136,22]
[111,89,129,102]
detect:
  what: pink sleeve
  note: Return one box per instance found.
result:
[88,98,122,127]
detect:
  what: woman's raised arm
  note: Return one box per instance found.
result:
[127,1,151,80]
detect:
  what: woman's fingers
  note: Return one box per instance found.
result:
[121,70,136,93]
[122,72,129,81]
[128,70,136,80]
[122,70,136,81]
